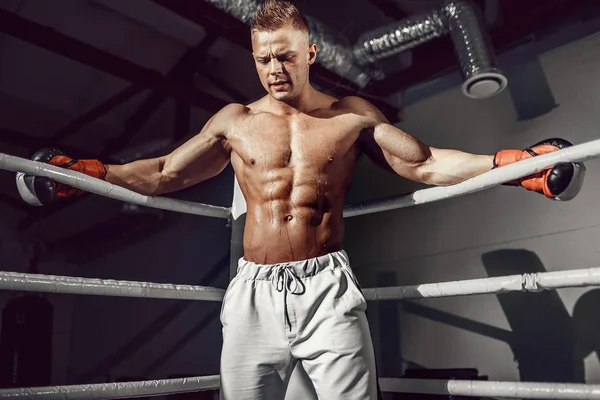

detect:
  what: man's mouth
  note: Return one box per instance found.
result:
[270,81,289,88]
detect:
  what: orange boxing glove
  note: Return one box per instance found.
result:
[493,138,586,201]
[16,148,106,206]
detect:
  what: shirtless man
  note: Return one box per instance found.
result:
[17,0,584,398]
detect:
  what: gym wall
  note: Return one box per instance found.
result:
[345,29,600,383]
[66,172,234,384]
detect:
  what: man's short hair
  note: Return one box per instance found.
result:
[251,0,310,37]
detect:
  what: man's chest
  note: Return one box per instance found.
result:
[228,113,363,168]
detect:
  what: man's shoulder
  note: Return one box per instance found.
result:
[215,103,250,120]
[334,96,373,112]
[211,101,274,138]
[335,96,387,123]
[205,104,250,139]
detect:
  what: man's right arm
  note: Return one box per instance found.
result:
[105,104,242,196]
[17,104,242,206]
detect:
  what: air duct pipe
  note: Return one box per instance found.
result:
[354,0,507,99]
[205,0,505,98]
[204,0,379,88]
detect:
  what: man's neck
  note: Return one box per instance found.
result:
[267,84,322,115]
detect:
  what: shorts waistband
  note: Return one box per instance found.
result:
[236,250,350,281]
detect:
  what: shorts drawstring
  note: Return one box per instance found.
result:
[271,264,305,330]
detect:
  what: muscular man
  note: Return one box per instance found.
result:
[17,0,584,398]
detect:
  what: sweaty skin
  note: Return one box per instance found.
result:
[105,25,493,264]
[228,98,365,263]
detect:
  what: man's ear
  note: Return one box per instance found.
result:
[308,44,317,65]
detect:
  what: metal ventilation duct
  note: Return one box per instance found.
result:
[354,0,507,99]
[204,0,506,98]
[204,0,377,88]
[205,0,260,24]
[353,10,447,64]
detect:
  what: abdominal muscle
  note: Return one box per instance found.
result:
[239,164,352,264]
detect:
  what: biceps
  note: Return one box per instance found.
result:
[364,125,431,178]
[162,133,230,189]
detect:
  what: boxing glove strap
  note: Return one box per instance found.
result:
[59,159,78,169]
[49,156,106,180]
[493,150,523,169]
[494,145,555,169]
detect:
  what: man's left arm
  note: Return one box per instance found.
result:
[360,120,494,186]
[346,97,585,200]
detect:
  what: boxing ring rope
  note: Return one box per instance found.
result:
[378,378,600,399]
[0,375,220,399]
[0,153,231,219]
[0,271,224,301]
[1,138,600,221]
[3,376,600,400]
[362,266,600,300]
[1,138,600,399]
[343,137,600,218]
[2,265,600,302]
[2,268,600,399]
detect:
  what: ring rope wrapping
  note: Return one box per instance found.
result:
[362,266,600,300]
[2,138,599,220]
[2,267,600,302]
[379,378,600,399]
[344,137,600,217]
[2,376,600,399]
[0,271,225,301]
[0,375,220,399]
[0,153,231,219]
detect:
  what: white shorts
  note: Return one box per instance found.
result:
[219,250,378,399]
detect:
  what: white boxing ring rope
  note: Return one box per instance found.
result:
[0,375,221,399]
[362,266,600,300]
[378,378,600,399]
[2,138,600,220]
[3,377,600,400]
[343,137,600,217]
[0,271,225,301]
[2,265,600,303]
[2,266,600,399]
[0,153,231,219]
[1,138,600,399]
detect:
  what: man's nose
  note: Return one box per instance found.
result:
[269,59,283,75]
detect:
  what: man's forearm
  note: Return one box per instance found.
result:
[104,157,167,196]
[420,148,494,185]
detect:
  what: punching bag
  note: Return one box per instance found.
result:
[0,294,54,388]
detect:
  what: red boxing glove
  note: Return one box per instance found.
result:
[493,138,585,201]
[16,148,106,206]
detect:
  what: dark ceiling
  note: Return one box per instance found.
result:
[1,0,599,151]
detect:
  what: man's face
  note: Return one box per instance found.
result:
[251,25,316,103]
